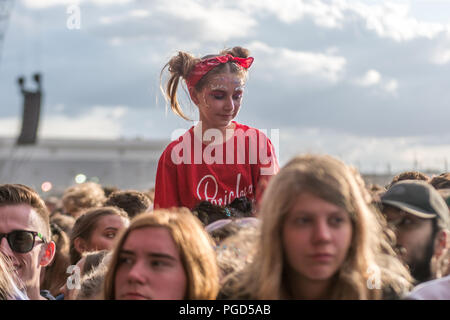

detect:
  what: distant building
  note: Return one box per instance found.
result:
[0,137,443,197]
[0,137,168,195]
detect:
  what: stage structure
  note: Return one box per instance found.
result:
[17,73,43,145]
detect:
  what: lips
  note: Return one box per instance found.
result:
[309,253,334,262]
[122,292,149,300]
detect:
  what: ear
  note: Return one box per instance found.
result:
[74,237,87,254]
[39,241,56,267]
[433,229,449,259]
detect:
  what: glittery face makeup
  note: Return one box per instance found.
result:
[194,73,245,130]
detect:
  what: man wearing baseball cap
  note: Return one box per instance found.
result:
[381,180,449,284]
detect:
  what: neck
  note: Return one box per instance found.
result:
[287,271,333,300]
[195,121,235,145]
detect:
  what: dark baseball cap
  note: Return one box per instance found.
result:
[381,180,449,227]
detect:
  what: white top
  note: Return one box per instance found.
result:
[406,275,450,300]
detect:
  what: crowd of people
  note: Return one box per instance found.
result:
[1,46,450,300]
[0,162,449,300]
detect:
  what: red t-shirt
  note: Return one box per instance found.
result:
[154,121,279,210]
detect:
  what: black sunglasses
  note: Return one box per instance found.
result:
[0,230,47,253]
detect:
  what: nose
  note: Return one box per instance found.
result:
[312,220,332,244]
[126,260,147,284]
[223,96,235,112]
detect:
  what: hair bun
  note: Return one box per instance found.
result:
[220,46,250,59]
[168,51,198,79]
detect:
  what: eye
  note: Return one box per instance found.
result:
[104,231,116,239]
[233,94,242,100]
[293,217,311,225]
[150,260,170,269]
[212,94,224,100]
[118,256,134,266]
[329,216,345,227]
[398,217,414,227]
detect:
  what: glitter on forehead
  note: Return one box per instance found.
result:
[207,75,245,91]
[210,84,228,91]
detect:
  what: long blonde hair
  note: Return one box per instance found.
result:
[0,252,27,300]
[223,154,413,299]
[104,208,219,300]
[160,46,251,121]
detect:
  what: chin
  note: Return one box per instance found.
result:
[303,267,338,281]
[216,120,232,127]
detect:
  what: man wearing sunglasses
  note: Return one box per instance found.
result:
[381,180,450,285]
[0,184,56,300]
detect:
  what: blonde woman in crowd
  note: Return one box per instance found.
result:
[103,209,219,300]
[221,154,413,300]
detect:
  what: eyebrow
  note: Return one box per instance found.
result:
[119,250,177,261]
[104,227,118,231]
[210,87,244,92]
[291,210,345,216]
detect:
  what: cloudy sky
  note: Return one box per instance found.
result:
[1,0,450,174]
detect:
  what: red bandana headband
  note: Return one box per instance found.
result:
[186,54,254,90]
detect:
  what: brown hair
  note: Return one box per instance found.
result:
[77,253,111,300]
[215,223,259,283]
[0,184,51,239]
[103,208,219,300]
[62,182,106,218]
[69,206,129,265]
[430,173,450,190]
[388,171,430,189]
[40,223,71,297]
[192,197,253,226]
[160,46,251,120]
[81,250,109,275]
[105,190,152,218]
[50,213,76,235]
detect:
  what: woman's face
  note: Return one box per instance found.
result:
[87,215,128,252]
[114,227,187,300]
[193,72,245,130]
[282,192,353,282]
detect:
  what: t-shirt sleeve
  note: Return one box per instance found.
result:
[154,146,181,209]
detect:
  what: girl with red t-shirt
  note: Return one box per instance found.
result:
[154,46,279,210]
